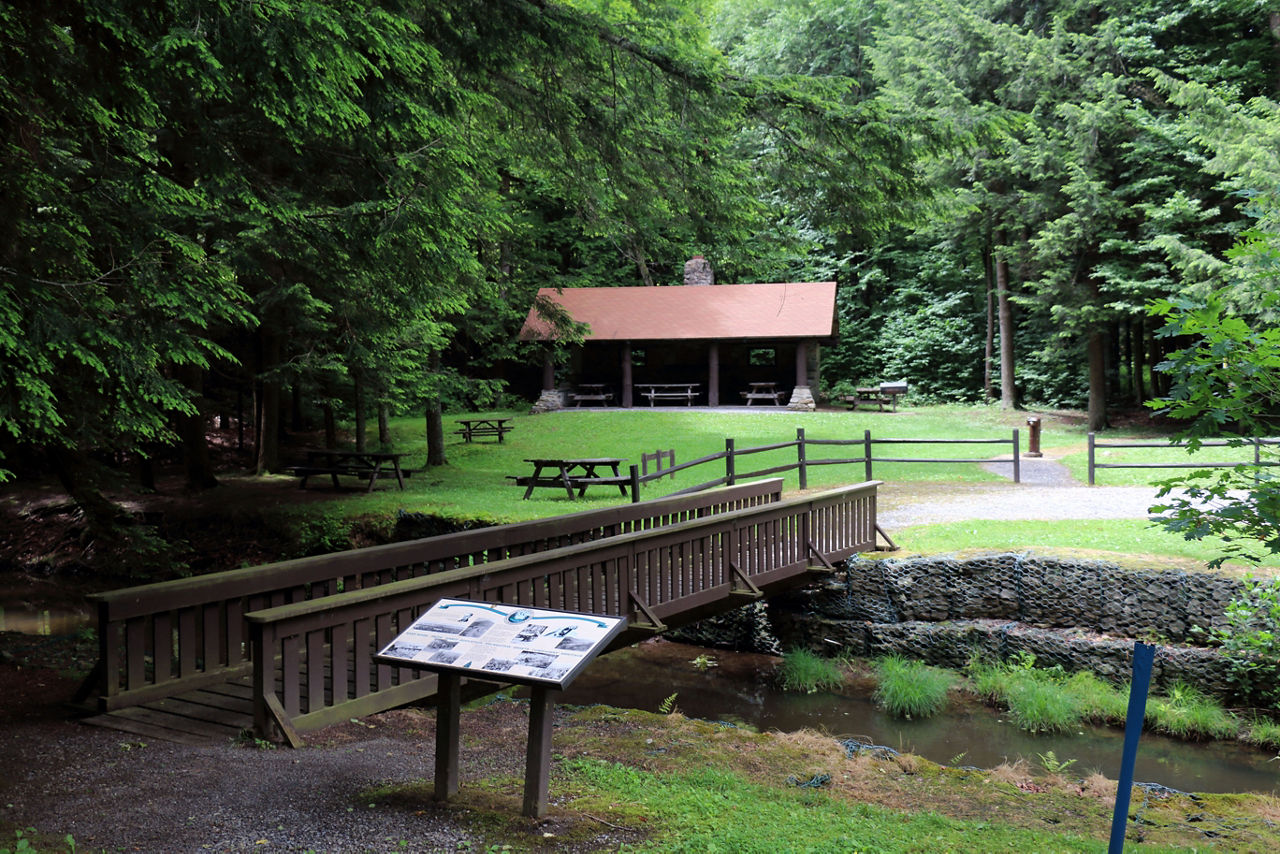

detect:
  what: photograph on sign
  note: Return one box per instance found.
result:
[375,598,627,688]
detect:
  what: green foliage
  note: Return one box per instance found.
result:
[1036,750,1077,775]
[658,693,679,715]
[778,648,845,695]
[872,655,955,719]
[0,828,75,854]
[1194,576,1280,709]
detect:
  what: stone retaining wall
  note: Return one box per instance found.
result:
[681,553,1253,697]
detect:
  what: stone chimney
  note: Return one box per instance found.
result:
[683,254,714,286]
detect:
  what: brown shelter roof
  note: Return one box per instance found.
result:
[519,282,837,342]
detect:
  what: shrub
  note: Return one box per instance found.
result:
[1195,576,1280,709]
[778,648,845,694]
[873,655,955,719]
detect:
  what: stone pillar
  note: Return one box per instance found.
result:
[787,340,816,411]
[683,254,714,286]
[622,341,634,408]
[530,351,563,413]
[708,343,720,407]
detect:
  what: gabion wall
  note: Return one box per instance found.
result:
[813,553,1244,642]
[759,553,1246,696]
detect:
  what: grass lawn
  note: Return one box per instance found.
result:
[273,404,1274,570]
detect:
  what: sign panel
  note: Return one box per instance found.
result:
[374,598,628,689]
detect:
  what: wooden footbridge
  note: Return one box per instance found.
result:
[77,478,879,746]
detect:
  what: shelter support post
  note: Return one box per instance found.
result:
[708,343,720,407]
[622,341,634,408]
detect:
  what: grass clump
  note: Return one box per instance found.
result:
[1148,682,1237,741]
[778,648,845,694]
[873,655,955,719]
[1064,670,1130,723]
[965,653,1086,734]
[1241,715,1280,750]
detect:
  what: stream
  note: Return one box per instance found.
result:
[7,602,1278,794]
[551,639,1280,796]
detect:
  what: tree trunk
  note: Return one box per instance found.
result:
[354,372,367,453]
[1271,11,1280,95]
[378,401,390,447]
[994,233,1018,409]
[255,331,281,474]
[1087,327,1109,431]
[49,446,131,546]
[291,381,304,433]
[426,351,447,467]
[174,364,218,490]
[322,402,337,449]
[983,243,996,400]
[1131,316,1146,404]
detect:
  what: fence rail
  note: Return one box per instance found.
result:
[1087,433,1280,485]
[244,481,880,738]
[82,479,785,711]
[631,428,1021,497]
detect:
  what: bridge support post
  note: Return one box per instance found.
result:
[435,672,461,801]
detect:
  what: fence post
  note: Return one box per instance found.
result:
[629,464,640,503]
[797,427,808,490]
[726,438,736,486]
[864,430,873,481]
[1013,428,1020,484]
[1088,432,1096,485]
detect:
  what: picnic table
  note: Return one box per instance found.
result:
[843,381,908,412]
[454,418,513,443]
[568,383,614,407]
[509,457,628,500]
[635,383,699,406]
[740,381,786,406]
[285,449,409,492]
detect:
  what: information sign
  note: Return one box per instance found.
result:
[374,598,627,690]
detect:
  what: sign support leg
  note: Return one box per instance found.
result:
[523,685,555,818]
[435,672,461,801]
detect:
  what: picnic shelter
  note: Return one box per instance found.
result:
[518,256,837,411]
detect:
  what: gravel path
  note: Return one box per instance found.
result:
[0,702,613,854]
[876,455,1172,528]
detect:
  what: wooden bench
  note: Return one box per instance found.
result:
[454,418,513,443]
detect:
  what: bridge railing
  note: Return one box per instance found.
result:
[82,479,784,711]
[244,481,879,740]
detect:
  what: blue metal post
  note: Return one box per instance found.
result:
[1109,642,1155,853]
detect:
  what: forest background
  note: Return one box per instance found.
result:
[3,0,1279,545]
